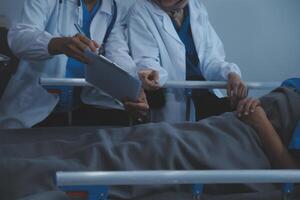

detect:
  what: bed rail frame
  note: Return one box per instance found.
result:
[56,170,299,200]
[40,78,281,121]
[40,78,280,90]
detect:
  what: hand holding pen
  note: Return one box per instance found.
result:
[74,24,102,55]
[48,24,100,63]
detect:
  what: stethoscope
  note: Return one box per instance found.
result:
[56,0,117,41]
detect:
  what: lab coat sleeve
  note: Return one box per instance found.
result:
[128,9,168,85]
[201,16,242,81]
[8,0,55,60]
[105,5,137,77]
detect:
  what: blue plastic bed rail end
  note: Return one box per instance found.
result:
[184,89,193,97]
[282,183,295,200]
[192,184,204,196]
[282,183,294,194]
[59,185,108,200]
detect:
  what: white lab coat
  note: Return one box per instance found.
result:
[0,0,137,128]
[128,0,241,122]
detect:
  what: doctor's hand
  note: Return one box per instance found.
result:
[227,72,248,108]
[138,69,160,91]
[124,89,149,122]
[48,34,100,63]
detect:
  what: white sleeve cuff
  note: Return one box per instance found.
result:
[137,65,169,86]
[37,31,55,59]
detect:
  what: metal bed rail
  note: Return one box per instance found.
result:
[40,78,281,90]
[57,170,300,186]
[56,170,299,200]
[40,78,281,122]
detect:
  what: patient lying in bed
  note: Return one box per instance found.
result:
[0,81,299,199]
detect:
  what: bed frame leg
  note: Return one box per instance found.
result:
[192,184,204,200]
[59,185,108,200]
[282,183,294,200]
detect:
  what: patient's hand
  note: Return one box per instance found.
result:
[236,98,261,117]
[236,98,268,130]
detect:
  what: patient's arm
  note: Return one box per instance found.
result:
[237,98,299,169]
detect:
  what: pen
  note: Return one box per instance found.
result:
[74,24,102,56]
[74,24,86,36]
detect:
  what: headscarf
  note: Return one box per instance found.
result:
[153,0,189,27]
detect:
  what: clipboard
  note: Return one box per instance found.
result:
[84,50,142,101]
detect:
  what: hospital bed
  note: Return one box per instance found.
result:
[37,78,299,200]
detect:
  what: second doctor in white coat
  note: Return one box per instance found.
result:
[0,0,148,128]
[128,0,247,122]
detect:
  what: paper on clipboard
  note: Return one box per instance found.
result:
[84,50,142,102]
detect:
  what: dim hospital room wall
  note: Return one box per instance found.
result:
[1,0,300,96]
[202,0,300,96]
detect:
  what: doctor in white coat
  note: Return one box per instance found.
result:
[128,0,247,122]
[0,0,148,128]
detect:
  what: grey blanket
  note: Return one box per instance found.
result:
[0,87,299,200]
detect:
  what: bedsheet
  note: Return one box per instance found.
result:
[0,87,299,200]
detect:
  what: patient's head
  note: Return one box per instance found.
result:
[260,87,300,145]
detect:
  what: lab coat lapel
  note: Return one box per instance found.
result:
[56,0,80,36]
[90,0,112,44]
[162,16,183,45]
[189,2,205,62]
[151,2,184,46]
